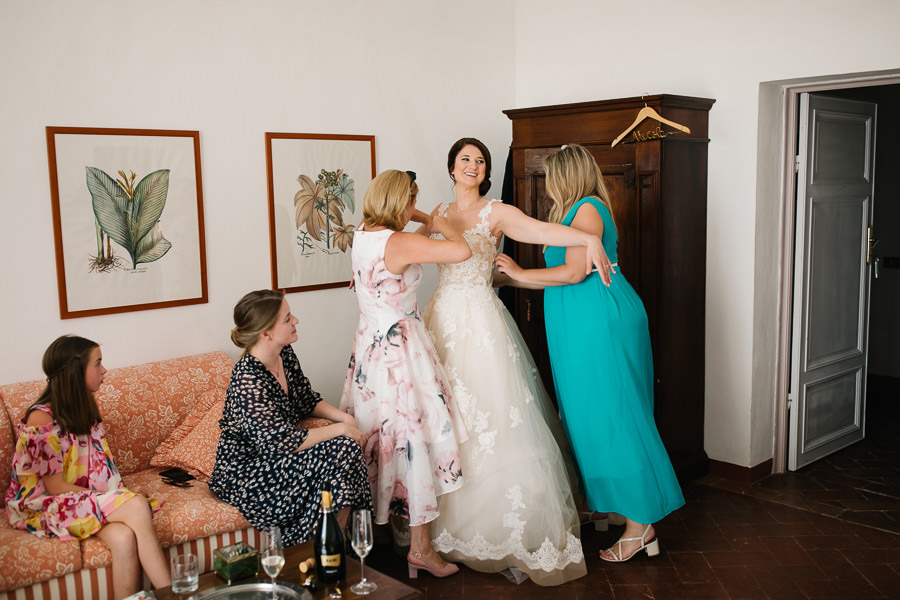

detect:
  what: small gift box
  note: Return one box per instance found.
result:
[213,541,259,584]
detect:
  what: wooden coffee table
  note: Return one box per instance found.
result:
[155,540,422,600]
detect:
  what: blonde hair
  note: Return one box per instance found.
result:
[362,170,416,230]
[543,144,615,230]
[231,289,285,353]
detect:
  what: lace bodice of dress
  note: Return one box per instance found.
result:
[432,200,500,290]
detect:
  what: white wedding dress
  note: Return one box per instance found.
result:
[424,200,586,586]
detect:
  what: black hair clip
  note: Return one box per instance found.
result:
[405,170,416,182]
[159,467,194,488]
[162,477,192,488]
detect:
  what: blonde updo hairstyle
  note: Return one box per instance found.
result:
[231,289,285,354]
[543,144,615,230]
[361,170,417,231]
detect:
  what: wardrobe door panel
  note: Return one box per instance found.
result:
[598,166,638,286]
[520,172,556,407]
[505,95,714,479]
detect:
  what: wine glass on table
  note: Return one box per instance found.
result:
[350,509,377,595]
[261,526,284,599]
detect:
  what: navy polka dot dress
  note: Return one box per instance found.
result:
[209,345,372,546]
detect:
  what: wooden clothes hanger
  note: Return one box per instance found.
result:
[611,95,691,148]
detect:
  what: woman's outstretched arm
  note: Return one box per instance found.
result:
[491,202,612,284]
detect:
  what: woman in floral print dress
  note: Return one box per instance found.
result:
[341,170,471,578]
[209,290,372,546]
[6,335,171,599]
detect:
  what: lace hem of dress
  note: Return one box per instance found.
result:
[431,485,585,573]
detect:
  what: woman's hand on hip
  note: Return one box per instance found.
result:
[585,235,612,285]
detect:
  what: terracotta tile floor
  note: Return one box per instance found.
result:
[365,376,900,599]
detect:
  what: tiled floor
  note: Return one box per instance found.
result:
[366,376,900,599]
[700,374,900,538]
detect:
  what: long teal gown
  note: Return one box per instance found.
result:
[543,197,684,525]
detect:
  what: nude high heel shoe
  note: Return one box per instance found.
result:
[406,551,460,578]
[599,524,660,563]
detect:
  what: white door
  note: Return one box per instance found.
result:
[788,93,877,471]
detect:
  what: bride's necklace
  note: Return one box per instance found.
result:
[456,199,482,214]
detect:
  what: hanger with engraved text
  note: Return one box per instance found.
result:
[611,94,691,148]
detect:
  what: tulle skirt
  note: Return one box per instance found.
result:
[424,283,586,586]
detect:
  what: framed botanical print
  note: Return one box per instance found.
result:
[265,132,375,292]
[46,126,207,318]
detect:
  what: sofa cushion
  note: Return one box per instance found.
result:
[0,516,82,592]
[299,417,334,430]
[81,468,251,568]
[151,388,226,482]
[0,380,44,508]
[0,352,233,478]
[98,352,234,475]
[0,395,12,509]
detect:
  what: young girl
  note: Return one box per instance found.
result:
[340,170,470,578]
[5,335,171,599]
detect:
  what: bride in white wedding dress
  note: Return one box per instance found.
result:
[420,138,612,585]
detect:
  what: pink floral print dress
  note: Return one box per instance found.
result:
[340,227,467,527]
[5,405,158,541]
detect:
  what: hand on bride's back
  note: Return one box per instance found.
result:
[430,215,455,237]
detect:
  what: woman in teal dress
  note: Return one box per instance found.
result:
[494,143,683,563]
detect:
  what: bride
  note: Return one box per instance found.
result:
[419,138,611,585]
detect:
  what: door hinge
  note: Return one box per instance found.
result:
[787,394,792,411]
[794,155,800,173]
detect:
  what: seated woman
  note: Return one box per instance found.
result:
[209,289,372,545]
[6,335,171,600]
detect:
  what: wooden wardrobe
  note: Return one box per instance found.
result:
[502,94,715,479]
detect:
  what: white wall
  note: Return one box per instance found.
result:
[5,0,898,470]
[513,0,900,468]
[0,0,515,403]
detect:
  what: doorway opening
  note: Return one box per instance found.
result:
[754,69,900,474]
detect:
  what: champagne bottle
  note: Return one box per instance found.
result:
[314,482,346,589]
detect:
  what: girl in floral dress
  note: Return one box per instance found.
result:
[5,335,171,600]
[341,170,471,578]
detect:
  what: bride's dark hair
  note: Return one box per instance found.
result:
[447,137,492,197]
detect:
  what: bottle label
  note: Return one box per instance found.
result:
[320,554,341,567]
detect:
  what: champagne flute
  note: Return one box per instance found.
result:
[261,526,284,599]
[350,509,377,595]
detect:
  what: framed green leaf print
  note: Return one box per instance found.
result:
[46,127,208,318]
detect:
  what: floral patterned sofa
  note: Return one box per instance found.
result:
[0,351,262,600]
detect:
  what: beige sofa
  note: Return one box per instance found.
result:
[0,351,260,600]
